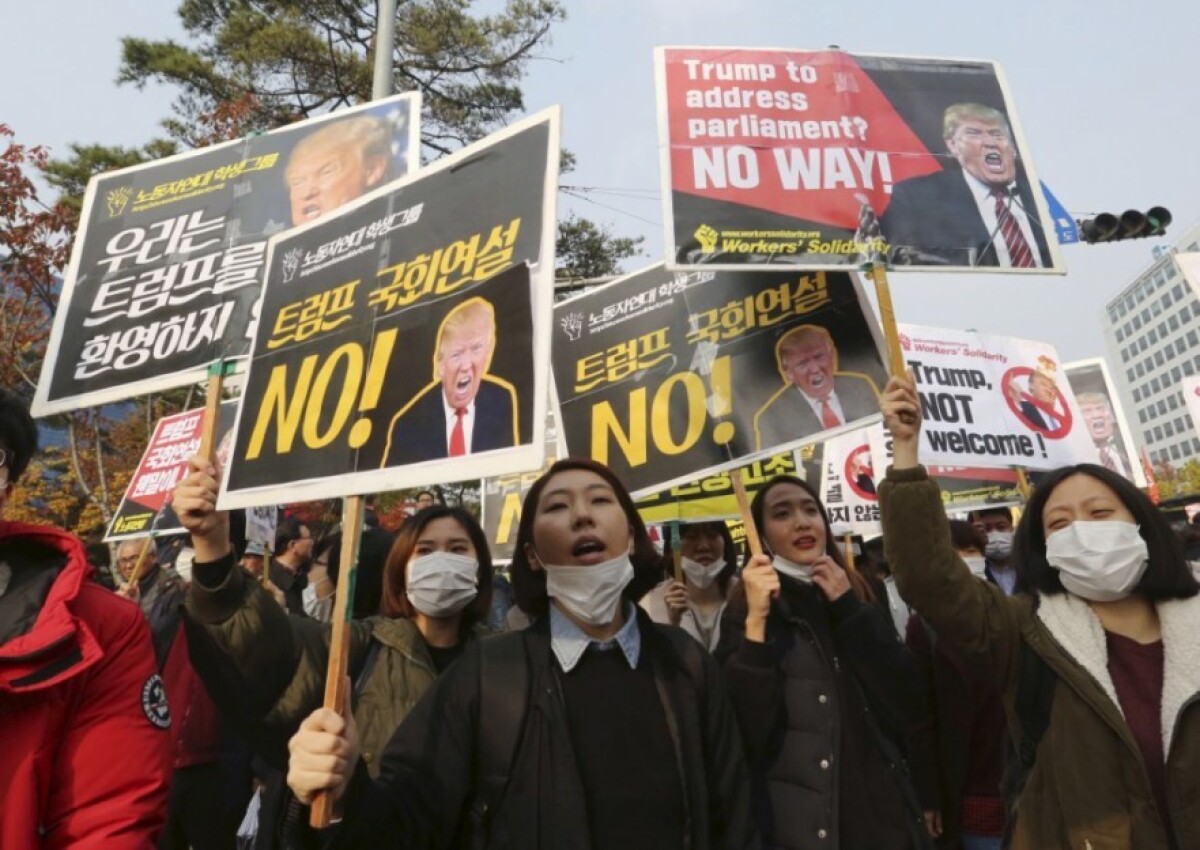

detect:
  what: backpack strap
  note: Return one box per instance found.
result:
[471,633,531,846]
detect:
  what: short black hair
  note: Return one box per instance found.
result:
[950,520,987,554]
[969,506,1014,525]
[738,474,875,604]
[0,388,39,483]
[668,521,739,594]
[511,458,664,618]
[273,517,308,557]
[1013,464,1200,600]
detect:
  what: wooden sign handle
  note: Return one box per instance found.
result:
[730,468,763,558]
[310,495,366,828]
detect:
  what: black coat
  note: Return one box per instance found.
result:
[719,581,929,850]
[328,609,756,850]
[879,167,1053,268]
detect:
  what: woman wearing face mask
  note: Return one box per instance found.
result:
[170,457,493,849]
[879,374,1200,850]
[641,521,738,651]
[283,458,755,850]
[719,474,930,850]
[905,521,1012,850]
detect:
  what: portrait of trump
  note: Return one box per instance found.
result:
[752,324,881,452]
[880,102,1053,268]
[284,115,398,226]
[382,296,519,467]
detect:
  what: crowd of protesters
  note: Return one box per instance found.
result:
[3,377,1200,849]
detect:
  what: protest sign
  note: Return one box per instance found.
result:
[33,94,421,416]
[820,428,881,536]
[636,452,803,524]
[245,505,279,548]
[1064,358,1146,486]
[485,448,810,560]
[1183,376,1200,445]
[553,263,887,498]
[897,323,1094,470]
[219,110,560,509]
[106,399,239,541]
[863,424,1022,512]
[656,47,1062,273]
[481,413,560,562]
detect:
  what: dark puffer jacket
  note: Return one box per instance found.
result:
[326,609,757,850]
[720,579,929,850]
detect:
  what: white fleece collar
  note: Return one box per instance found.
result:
[1037,593,1200,755]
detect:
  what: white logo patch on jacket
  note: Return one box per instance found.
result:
[141,673,171,729]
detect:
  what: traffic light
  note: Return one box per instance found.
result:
[1077,207,1171,244]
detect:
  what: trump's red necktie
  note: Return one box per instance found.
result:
[992,189,1034,268]
[819,398,841,429]
[449,408,467,457]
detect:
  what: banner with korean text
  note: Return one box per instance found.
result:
[553,263,887,498]
[105,399,239,541]
[34,94,421,415]
[219,110,560,509]
[656,48,1062,273]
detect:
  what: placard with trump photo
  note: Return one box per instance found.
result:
[1064,358,1146,486]
[219,110,559,509]
[553,263,887,497]
[34,93,420,415]
[656,47,1062,273]
[897,323,1095,471]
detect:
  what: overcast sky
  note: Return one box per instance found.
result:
[6,0,1200,363]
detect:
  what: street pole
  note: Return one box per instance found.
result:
[371,0,397,100]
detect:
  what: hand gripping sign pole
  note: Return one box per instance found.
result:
[310,5,394,825]
[310,495,365,827]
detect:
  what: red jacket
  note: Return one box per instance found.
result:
[0,521,172,849]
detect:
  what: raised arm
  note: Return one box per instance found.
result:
[173,457,372,742]
[876,374,1024,685]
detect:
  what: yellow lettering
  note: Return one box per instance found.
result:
[495,492,523,545]
[302,344,364,449]
[591,388,648,467]
[246,355,318,459]
[652,372,706,455]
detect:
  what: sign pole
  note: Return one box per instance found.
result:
[1015,467,1033,501]
[669,521,683,584]
[729,468,763,558]
[310,495,365,828]
[843,531,857,573]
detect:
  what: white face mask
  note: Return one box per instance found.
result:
[302,580,334,622]
[772,554,813,584]
[174,548,196,585]
[543,552,634,626]
[985,531,1013,561]
[1045,520,1149,602]
[681,556,726,589]
[961,555,988,577]
[406,551,479,618]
